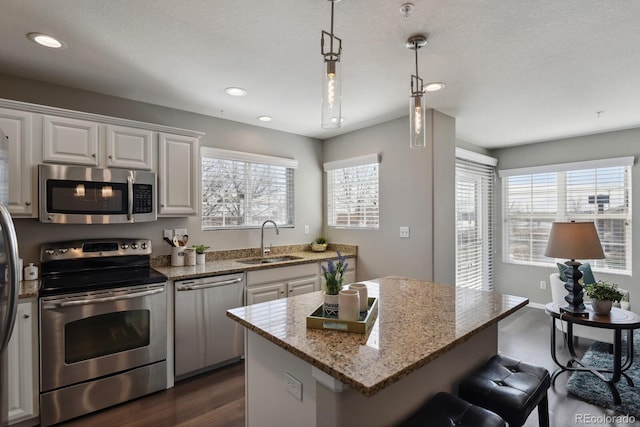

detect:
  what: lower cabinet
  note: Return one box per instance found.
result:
[246,263,320,305]
[7,300,38,425]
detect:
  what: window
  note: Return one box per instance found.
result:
[201,147,297,229]
[500,157,633,274]
[324,153,380,229]
[455,149,497,291]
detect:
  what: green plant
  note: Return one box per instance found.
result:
[321,251,348,295]
[192,245,210,254]
[584,280,623,302]
[314,236,328,245]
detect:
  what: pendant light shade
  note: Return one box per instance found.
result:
[406,35,428,149]
[321,0,342,129]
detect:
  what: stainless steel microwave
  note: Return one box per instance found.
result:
[38,164,157,224]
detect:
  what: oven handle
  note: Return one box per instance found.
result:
[42,287,164,309]
[127,174,134,222]
[176,277,243,291]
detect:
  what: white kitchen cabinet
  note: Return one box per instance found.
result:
[158,133,198,216]
[42,116,155,170]
[7,300,39,425]
[0,108,33,216]
[105,124,154,170]
[42,115,100,166]
[246,263,320,304]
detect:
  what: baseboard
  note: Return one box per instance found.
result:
[527,302,546,310]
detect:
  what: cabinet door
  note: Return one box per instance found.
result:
[0,108,33,216]
[245,283,286,305]
[288,276,318,297]
[105,125,153,170]
[7,301,38,424]
[158,133,198,216]
[42,115,99,165]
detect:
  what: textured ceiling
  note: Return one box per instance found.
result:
[1,0,639,148]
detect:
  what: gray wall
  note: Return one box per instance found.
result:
[0,73,323,264]
[322,111,456,282]
[492,128,640,307]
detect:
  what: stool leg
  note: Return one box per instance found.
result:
[537,393,550,427]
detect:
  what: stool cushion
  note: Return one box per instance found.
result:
[400,392,506,427]
[459,354,550,426]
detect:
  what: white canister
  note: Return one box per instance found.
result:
[24,262,38,280]
[171,246,185,267]
[184,248,196,266]
[338,289,360,321]
[349,283,369,312]
[196,253,206,265]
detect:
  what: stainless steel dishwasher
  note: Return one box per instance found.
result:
[174,272,244,380]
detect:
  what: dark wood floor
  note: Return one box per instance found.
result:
[58,307,635,426]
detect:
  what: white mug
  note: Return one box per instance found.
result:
[349,283,369,312]
[338,289,360,321]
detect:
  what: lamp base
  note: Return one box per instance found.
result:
[562,260,589,318]
[559,305,590,318]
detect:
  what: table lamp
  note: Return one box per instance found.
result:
[544,221,605,316]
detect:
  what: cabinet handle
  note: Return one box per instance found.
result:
[25,202,31,206]
[24,314,30,319]
[92,153,97,158]
[108,155,113,159]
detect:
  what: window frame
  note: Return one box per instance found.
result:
[200,147,298,230]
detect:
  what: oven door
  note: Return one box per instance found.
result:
[39,283,167,392]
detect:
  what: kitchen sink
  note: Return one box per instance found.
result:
[236,255,303,265]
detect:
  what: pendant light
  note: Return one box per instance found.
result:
[321,0,342,129]
[406,34,428,149]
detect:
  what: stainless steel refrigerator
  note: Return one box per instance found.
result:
[0,128,20,427]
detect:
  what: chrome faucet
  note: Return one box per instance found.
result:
[261,220,279,257]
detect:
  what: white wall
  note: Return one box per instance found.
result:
[0,73,323,263]
[321,111,456,282]
[492,128,640,307]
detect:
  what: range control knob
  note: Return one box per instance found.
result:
[131,242,139,249]
[141,242,148,250]
[121,243,129,250]
[45,249,55,255]
[59,248,68,254]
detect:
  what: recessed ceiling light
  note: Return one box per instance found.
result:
[425,82,445,92]
[224,87,247,96]
[257,116,272,122]
[27,32,65,49]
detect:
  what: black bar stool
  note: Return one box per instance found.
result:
[399,391,506,427]
[459,354,551,427]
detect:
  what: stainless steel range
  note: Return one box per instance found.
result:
[38,238,168,426]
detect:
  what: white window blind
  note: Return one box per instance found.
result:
[324,153,380,229]
[500,157,633,274]
[455,148,496,291]
[201,147,297,229]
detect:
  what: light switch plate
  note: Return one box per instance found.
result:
[304,225,309,235]
[163,229,173,239]
[285,372,303,401]
[400,226,410,238]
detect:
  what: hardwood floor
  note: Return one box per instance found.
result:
[58,307,636,426]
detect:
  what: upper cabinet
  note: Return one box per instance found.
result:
[42,116,154,170]
[0,108,34,216]
[158,133,198,216]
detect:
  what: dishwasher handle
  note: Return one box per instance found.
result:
[176,277,243,291]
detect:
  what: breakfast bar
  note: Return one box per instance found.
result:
[227,276,528,427]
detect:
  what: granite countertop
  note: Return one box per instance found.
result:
[19,280,39,299]
[227,276,528,397]
[153,245,356,281]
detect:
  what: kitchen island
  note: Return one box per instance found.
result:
[227,276,528,427]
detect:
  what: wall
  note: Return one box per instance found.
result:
[492,128,640,307]
[321,111,456,282]
[0,73,323,264]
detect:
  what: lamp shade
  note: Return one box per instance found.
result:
[544,221,605,260]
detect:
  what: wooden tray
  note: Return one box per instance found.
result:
[306,297,378,334]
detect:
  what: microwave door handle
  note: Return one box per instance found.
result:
[127,174,134,222]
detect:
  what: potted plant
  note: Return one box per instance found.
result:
[584,280,624,315]
[321,251,348,316]
[192,245,210,265]
[311,236,328,252]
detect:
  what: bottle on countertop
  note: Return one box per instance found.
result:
[24,262,38,280]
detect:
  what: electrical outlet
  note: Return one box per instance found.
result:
[304,225,309,235]
[174,228,188,240]
[540,280,547,290]
[285,372,302,401]
[163,229,173,239]
[400,226,410,238]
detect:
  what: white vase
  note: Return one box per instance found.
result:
[349,283,369,312]
[196,253,206,265]
[323,293,339,317]
[338,290,360,321]
[591,298,612,315]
